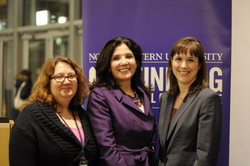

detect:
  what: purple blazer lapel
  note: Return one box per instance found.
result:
[111,87,150,115]
[137,86,151,116]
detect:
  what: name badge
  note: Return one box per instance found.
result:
[79,156,88,166]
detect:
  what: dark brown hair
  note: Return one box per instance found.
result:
[167,37,208,96]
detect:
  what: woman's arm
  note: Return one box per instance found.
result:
[195,92,222,166]
[9,124,37,166]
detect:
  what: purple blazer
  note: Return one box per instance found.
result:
[87,87,157,166]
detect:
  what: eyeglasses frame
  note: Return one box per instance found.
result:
[51,75,78,82]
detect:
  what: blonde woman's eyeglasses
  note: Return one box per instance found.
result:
[51,75,78,82]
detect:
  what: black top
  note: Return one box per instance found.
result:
[15,79,32,99]
[9,101,99,166]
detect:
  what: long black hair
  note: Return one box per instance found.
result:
[91,36,150,97]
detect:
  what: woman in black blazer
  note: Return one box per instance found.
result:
[158,37,222,166]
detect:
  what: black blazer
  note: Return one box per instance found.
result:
[158,88,222,166]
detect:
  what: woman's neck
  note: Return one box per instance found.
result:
[57,105,71,114]
[178,84,189,99]
[120,84,134,97]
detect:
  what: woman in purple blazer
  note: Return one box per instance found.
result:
[158,37,222,166]
[87,37,157,166]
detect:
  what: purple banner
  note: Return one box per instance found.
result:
[83,1,231,165]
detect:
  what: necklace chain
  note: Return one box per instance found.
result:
[178,93,187,101]
[127,91,143,107]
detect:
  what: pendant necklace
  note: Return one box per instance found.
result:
[127,91,143,107]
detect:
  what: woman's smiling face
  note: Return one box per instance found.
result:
[110,43,137,85]
[50,61,78,103]
[171,52,200,87]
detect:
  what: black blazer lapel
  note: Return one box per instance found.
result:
[166,90,201,141]
[158,93,173,150]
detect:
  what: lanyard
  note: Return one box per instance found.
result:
[57,112,85,159]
